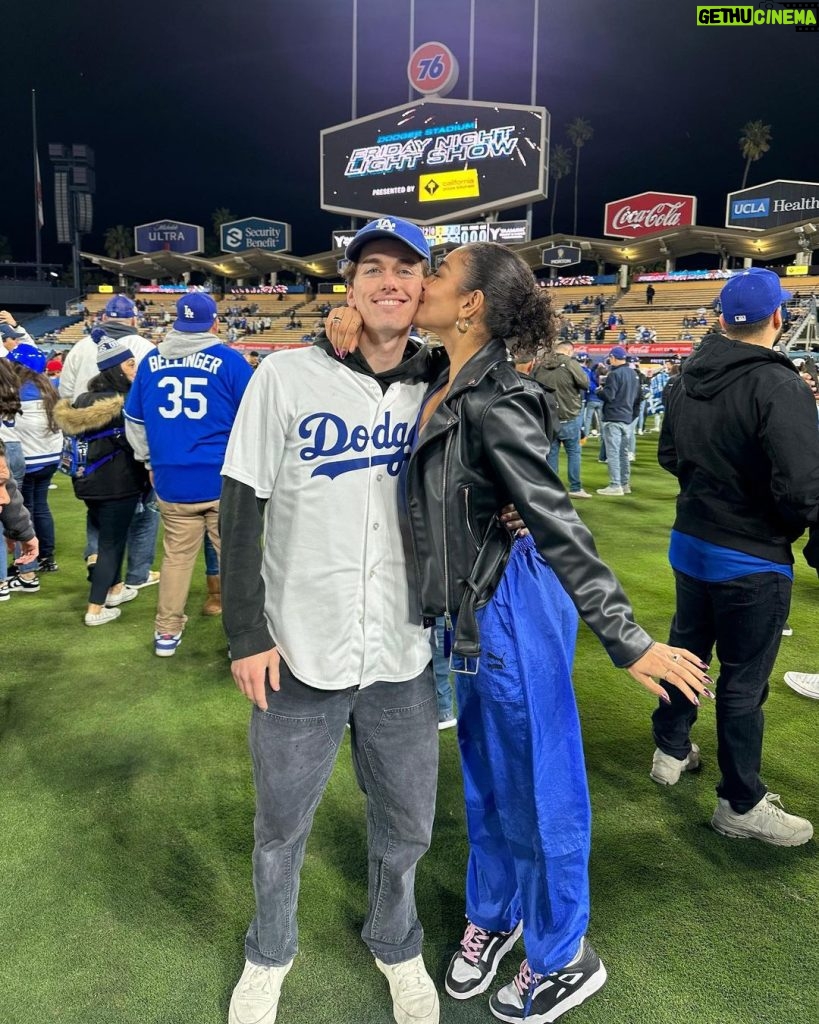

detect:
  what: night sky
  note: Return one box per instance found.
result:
[4,0,817,267]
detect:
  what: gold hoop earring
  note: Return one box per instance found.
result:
[456,317,471,334]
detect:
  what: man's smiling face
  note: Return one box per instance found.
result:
[346,239,425,339]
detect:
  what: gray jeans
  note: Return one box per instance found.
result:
[245,658,438,967]
[601,421,631,487]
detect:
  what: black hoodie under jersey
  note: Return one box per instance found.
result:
[658,332,819,563]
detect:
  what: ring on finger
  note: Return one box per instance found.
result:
[671,653,679,662]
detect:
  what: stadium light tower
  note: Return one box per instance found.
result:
[48,143,95,293]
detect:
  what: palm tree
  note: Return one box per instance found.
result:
[104,225,133,260]
[208,208,237,255]
[212,207,236,235]
[739,120,772,188]
[549,145,573,235]
[567,117,594,236]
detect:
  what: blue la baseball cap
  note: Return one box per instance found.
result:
[609,346,628,360]
[720,268,791,326]
[345,218,430,263]
[104,295,136,318]
[174,292,218,333]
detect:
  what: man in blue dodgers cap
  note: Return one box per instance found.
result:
[651,268,819,845]
[125,291,252,656]
[220,218,444,1024]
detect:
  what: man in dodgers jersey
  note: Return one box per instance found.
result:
[220,219,446,1024]
[125,292,252,656]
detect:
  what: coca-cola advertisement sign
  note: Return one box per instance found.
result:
[604,192,697,238]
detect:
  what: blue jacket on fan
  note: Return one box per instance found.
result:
[124,328,252,503]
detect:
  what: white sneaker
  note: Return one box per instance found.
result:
[438,716,458,731]
[650,744,700,786]
[228,959,293,1024]
[85,606,122,627]
[622,484,632,494]
[596,485,624,496]
[568,489,593,499]
[711,793,813,847]
[131,570,161,589]
[105,584,139,607]
[783,672,819,700]
[376,954,439,1024]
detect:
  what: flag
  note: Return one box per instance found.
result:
[35,151,44,229]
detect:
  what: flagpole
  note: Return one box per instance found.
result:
[32,89,43,280]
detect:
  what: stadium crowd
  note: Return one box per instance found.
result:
[1,235,818,1024]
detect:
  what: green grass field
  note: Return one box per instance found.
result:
[1,434,817,1024]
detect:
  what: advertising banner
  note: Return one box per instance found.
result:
[220,217,291,253]
[321,98,549,224]
[541,245,582,268]
[134,219,203,255]
[604,192,697,238]
[725,180,819,230]
[137,284,213,294]
[331,219,530,253]
[583,343,695,357]
[635,269,736,283]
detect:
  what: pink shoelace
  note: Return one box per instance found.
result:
[459,923,491,965]
[512,959,544,998]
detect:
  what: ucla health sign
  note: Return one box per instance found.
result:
[134,219,203,255]
[220,217,291,253]
[726,180,819,230]
[321,97,549,224]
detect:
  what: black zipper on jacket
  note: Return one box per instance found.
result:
[442,428,454,631]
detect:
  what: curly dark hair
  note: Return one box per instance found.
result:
[7,362,58,431]
[459,243,556,360]
[0,359,22,420]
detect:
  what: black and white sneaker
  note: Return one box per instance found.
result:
[8,572,40,593]
[38,558,59,573]
[445,920,522,999]
[489,939,607,1023]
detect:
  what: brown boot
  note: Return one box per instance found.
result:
[202,575,221,616]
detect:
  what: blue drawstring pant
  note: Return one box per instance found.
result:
[455,535,591,975]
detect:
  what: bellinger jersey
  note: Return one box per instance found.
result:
[222,345,432,690]
[125,338,252,502]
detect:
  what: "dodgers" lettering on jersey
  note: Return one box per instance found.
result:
[298,410,415,479]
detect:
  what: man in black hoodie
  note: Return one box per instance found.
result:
[652,268,818,846]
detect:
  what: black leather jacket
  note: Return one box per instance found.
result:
[403,338,653,667]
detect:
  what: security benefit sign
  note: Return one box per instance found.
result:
[726,180,819,230]
[321,98,549,225]
[134,219,203,255]
[541,245,582,268]
[220,217,291,253]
